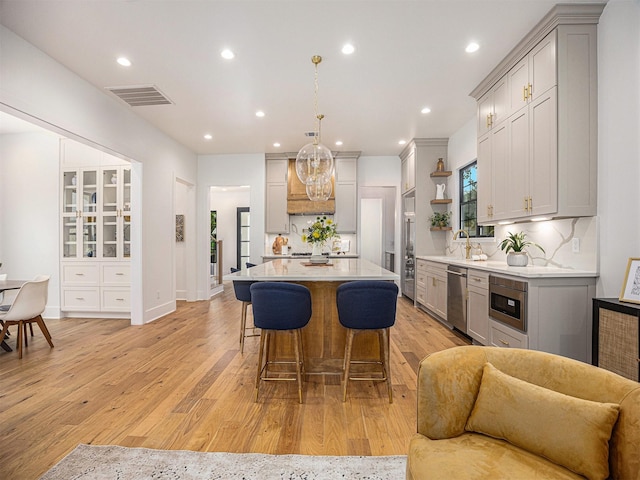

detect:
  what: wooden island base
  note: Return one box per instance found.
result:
[269,281,383,375]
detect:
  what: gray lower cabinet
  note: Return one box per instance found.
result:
[467,269,489,345]
[490,275,596,363]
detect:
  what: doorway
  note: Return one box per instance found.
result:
[209,186,250,275]
[359,186,396,271]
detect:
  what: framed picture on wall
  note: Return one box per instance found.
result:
[176,214,185,242]
[619,257,640,304]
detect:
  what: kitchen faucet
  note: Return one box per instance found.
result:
[453,229,472,259]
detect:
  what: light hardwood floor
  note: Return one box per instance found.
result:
[0,285,469,479]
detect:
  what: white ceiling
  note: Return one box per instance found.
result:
[0,0,606,156]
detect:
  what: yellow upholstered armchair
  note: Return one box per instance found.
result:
[407,346,640,480]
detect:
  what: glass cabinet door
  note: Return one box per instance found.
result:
[102,169,118,258]
[122,167,131,258]
[62,171,79,258]
[82,170,98,258]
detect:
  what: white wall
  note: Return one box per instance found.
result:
[175,180,189,300]
[197,154,265,298]
[597,0,640,296]
[0,25,198,324]
[210,188,251,272]
[0,132,60,317]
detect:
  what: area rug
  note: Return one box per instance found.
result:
[40,444,407,479]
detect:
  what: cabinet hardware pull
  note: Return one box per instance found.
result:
[116,298,125,301]
[499,339,510,346]
[75,297,85,300]
[116,273,124,275]
[75,273,84,275]
[528,83,532,99]
[432,278,436,287]
[523,85,528,101]
[473,277,481,282]
[486,114,491,127]
[528,197,532,212]
[524,197,528,211]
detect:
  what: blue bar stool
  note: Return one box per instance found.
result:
[336,280,399,403]
[230,267,258,354]
[250,282,312,403]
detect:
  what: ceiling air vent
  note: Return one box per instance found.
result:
[105,85,173,107]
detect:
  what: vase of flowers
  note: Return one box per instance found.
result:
[303,216,339,263]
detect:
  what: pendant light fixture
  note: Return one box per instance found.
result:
[295,55,334,201]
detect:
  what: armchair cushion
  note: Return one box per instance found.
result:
[465,363,619,480]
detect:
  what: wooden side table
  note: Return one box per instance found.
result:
[592,298,640,382]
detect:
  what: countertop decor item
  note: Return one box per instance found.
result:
[302,216,338,264]
[619,257,640,304]
[498,231,544,267]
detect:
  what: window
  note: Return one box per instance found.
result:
[459,161,494,238]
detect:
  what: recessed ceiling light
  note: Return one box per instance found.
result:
[421,107,431,114]
[204,134,213,140]
[221,49,235,60]
[465,42,480,53]
[342,43,355,55]
[335,140,343,146]
[255,111,265,118]
[398,140,407,145]
[273,142,281,147]
[117,57,131,67]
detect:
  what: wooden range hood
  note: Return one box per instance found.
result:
[287,158,335,215]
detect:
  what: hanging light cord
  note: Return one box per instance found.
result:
[312,55,322,146]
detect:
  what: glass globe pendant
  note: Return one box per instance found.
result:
[306,173,333,202]
[295,55,334,200]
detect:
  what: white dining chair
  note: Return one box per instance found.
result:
[0,275,53,358]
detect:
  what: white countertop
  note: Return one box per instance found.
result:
[224,258,399,282]
[262,254,360,260]
[417,255,598,278]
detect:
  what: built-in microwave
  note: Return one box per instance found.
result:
[489,275,527,332]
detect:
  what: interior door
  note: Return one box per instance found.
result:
[236,207,250,269]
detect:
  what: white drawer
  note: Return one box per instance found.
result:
[468,269,489,289]
[102,288,131,311]
[62,264,99,285]
[102,264,131,284]
[62,288,100,310]
[490,319,528,349]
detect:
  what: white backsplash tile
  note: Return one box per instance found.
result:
[265,215,357,255]
[445,217,598,271]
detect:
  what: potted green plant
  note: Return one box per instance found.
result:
[429,211,451,229]
[498,231,545,266]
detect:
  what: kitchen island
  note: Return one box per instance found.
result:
[225,258,399,374]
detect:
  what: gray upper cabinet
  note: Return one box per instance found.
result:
[265,158,289,234]
[471,4,603,224]
[334,154,359,233]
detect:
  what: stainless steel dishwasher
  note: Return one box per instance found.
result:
[446,265,468,333]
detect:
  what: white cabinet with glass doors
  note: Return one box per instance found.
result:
[61,165,131,315]
[62,167,131,260]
